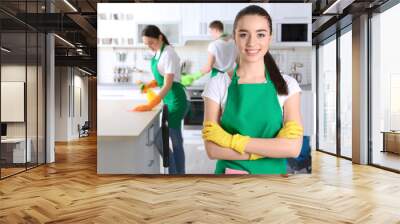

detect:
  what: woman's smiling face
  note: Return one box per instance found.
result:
[234,14,272,63]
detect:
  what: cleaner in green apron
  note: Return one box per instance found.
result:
[133,25,188,174]
[182,20,237,87]
[205,67,286,174]
[202,5,304,174]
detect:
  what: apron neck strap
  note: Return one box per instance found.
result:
[155,43,166,60]
[232,65,239,84]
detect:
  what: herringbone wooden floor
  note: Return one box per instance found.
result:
[1,135,400,224]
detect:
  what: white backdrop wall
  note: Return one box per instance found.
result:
[55,67,89,141]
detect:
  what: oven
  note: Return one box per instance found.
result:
[184,87,204,127]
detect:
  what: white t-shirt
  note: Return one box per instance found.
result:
[202,72,301,113]
[155,45,181,82]
[208,38,237,72]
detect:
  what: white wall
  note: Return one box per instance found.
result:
[55,67,89,141]
[98,42,312,85]
[72,73,89,138]
[55,67,69,141]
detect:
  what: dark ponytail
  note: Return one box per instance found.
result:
[141,25,170,45]
[265,52,288,95]
[233,5,288,95]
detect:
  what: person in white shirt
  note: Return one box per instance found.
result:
[201,5,304,174]
[132,25,188,174]
[181,21,238,86]
[203,20,238,77]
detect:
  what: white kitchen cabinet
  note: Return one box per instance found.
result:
[181,3,242,42]
[270,3,312,49]
[135,22,181,46]
[181,3,243,42]
[129,3,181,22]
[218,4,248,35]
[181,3,212,42]
[98,3,182,47]
[180,3,311,43]
[181,4,202,37]
[220,3,247,22]
[155,4,181,21]
[97,98,163,174]
[270,3,311,22]
[97,112,161,174]
[201,3,222,29]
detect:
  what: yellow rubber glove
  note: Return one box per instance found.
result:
[249,153,262,160]
[202,121,250,154]
[146,89,157,102]
[140,80,158,93]
[231,134,250,154]
[202,121,232,149]
[131,95,161,112]
[277,121,303,139]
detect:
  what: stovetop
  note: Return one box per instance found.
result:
[186,88,203,98]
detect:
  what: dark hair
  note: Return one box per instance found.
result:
[141,25,170,45]
[209,20,224,32]
[233,5,288,95]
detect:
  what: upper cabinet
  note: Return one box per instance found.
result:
[269,3,311,22]
[180,3,311,48]
[97,3,312,48]
[181,3,215,42]
[134,4,182,47]
[181,4,204,39]
[181,3,246,42]
[131,3,181,22]
[214,4,247,35]
[98,3,183,48]
[269,3,312,48]
[136,23,181,46]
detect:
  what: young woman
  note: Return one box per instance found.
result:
[133,25,188,174]
[202,5,304,174]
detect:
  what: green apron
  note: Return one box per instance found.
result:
[151,44,188,129]
[210,33,229,78]
[215,66,287,174]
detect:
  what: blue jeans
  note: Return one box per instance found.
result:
[155,127,185,174]
[155,101,190,174]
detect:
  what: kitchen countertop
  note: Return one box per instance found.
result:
[97,86,162,137]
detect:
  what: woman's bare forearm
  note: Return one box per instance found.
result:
[204,141,250,160]
[245,137,302,158]
[157,74,173,98]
